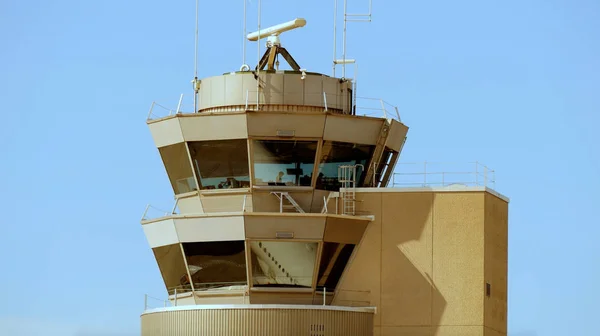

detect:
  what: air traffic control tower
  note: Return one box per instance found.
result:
[140,18,508,336]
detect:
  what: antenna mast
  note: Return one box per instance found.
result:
[243,0,247,67]
[332,0,372,78]
[193,0,200,113]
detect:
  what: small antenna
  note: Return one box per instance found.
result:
[333,0,372,78]
[256,0,261,110]
[193,0,200,113]
[243,0,247,68]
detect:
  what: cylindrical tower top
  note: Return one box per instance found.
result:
[197,71,354,114]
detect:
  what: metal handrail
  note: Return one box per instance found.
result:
[141,201,179,221]
[147,94,185,120]
[391,161,496,189]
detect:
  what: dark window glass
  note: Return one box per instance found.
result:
[252,140,318,187]
[250,241,317,288]
[152,244,191,295]
[316,142,374,190]
[159,143,197,194]
[316,243,355,292]
[188,140,250,190]
[182,241,247,289]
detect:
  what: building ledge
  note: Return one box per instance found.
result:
[352,186,510,203]
[142,304,377,316]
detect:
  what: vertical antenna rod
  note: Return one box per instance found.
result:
[341,0,372,78]
[243,0,247,66]
[333,0,337,77]
[342,0,347,78]
[193,0,199,113]
[256,0,261,110]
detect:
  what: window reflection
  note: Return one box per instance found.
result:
[250,241,318,288]
[182,241,247,289]
[188,140,250,190]
[252,140,317,187]
[316,142,374,190]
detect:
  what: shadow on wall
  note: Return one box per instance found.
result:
[381,192,446,335]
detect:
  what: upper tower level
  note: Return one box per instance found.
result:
[142,17,408,308]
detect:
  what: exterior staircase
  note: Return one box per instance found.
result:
[271,192,305,213]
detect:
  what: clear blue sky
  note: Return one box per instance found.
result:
[1,0,598,335]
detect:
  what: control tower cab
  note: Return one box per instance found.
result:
[139,16,508,336]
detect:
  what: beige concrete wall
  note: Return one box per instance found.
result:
[336,189,507,336]
[323,115,383,145]
[247,113,326,138]
[484,193,508,335]
[244,214,326,240]
[141,307,374,336]
[332,193,382,316]
[197,72,350,112]
[385,120,409,152]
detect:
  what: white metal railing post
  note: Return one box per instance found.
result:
[380,99,387,119]
[171,198,179,215]
[144,294,148,311]
[141,204,150,221]
[245,90,249,110]
[147,102,155,120]
[174,288,178,306]
[242,195,247,212]
[484,167,488,187]
[323,91,328,111]
[394,106,400,121]
[323,287,326,306]
[323,196,328,213]
[175,94,184,114]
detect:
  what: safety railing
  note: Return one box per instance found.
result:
[144,294,171,310]
[146,91,401,122]
[140,203,178,222]
[147,94,186,120]
[355,96,401,121]
[166,282,248,297]
[391,162,496,188]
[141,195,250,222]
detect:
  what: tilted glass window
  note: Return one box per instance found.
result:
[159,143,198,194]
[182,241,247,290]
[252,140,318,187]
[188,140,250,190]
[316,141,374,190]
[316,242,356,292]
[153,244,191,295]
[250,241,318,288]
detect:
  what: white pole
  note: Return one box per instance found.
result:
[333,0,337,77]
[176,94,184,114]
[342,0,347,78]
[256,0,261,110]
[193,0,199,113]
[243,0,247,66]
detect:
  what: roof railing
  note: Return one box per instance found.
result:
[391,161,496,189]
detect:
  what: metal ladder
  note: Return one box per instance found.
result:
[338,165,362,216]
[271,192,305,213]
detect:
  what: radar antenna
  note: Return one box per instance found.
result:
[247,18,306,71]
